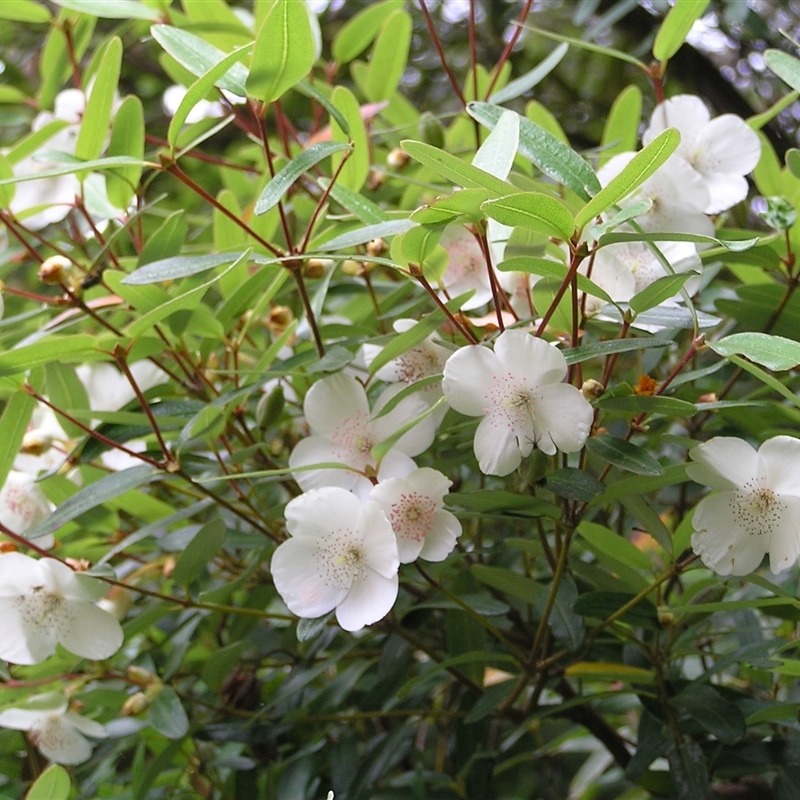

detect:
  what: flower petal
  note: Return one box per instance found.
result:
[371,385,436,457]
[33,716,93,765]
[0,597,56,664]
[418,510,461,562]
[644,95,709,152]
[494,330,567,387]
[686,437,759,491]
[42,559,104,602]
[0,552,44,597]
[473,414,525,476]
[691,491,768,576]
[289,436,364,493]
[759,435,800,496]
[700,172,749,215]
[696,115,761,176]
[442,345,500,416]
[59,602,124,660]
[335,568,398,632]
[532,384,593,455]
[767,495,800,574]
[304,373,369,437]
[62,712,107,739]
[358,500,399,579]
[284,487,363,541]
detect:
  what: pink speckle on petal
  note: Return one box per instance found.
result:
[389,492,438,543]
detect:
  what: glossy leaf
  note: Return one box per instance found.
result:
[317,219,415,251]
[586,434,664,476]
[0,335,99,377]
[332,0,404,62]
[575,128,680,229]
[124,252,249,284]
[363,9,412,102]
[25,765,70,800]
[0,155,148,187]
[489,43,568,105]
[547,468,605,502]
[576,521,653,571]
[482,192,575,240]
[247,0,317,104]
[599,85,642,167]
[597,395,696,416]
[0,0,51,22]
[106,95,145,208]
[149,686,190,739]
[0,391,37,491]
[255,142,351,215]
[573,591,659,628]
[53,0,159,19]
[467,101,600,200]
[45,362,90,439]
[410,188,490,226]
[653,0,710,62]
[173,518,227,586]
[709,332,800,371]
[498,255,615,305]
[75,37,121,162]
[330,86,369,191]
[629,272,694,314]
[671,684,746,745]
[563,336,668,364]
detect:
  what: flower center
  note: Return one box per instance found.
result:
[390,492,438,543]
[318,528,365,591]
[734,480,783,537]
[331,412,374,464]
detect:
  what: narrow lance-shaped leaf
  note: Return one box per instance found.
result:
[482,192,575,241]
[0,156,149,187]
[766,49,800,92]
[0,391,37,490]
[363,9,412,102]
[599,85,642,167]
[629,272,694,314]
[247,0,317,105]
[106,95,144,209]
[466,101,600,200]
[653,0,710,62]
[332,0,404,63]
[54,0,159,19]
[330,86,369,191]
[255,142,351,215]
[709,332,800,371]
[585,435,664,477]
[489,42,569,105]
[75,37,122,162]
[575,128,680,229]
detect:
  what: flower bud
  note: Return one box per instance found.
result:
[127,665,157,685]
[38,255,72,285]
[65,557,91,572]
[266,305,294,333]
[386,148,409,169]
[21,430,53,456]
[367,168,387,190]
[340,259,361,276]
[122,692,149,716]
[304,258,331,279]
[581,379,604,400]
[366,238,387,257]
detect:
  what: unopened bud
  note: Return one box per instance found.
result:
[266,305,294,333]
[367,168,387,190]
[366,238,387,257]
[163,555,176,578]
[38,255,72,285]
[0,542,17,554]
[386,148,410,169]
[127,665,157,685]
[65,557,91,572]
[304,258,332,279]
[581,379,604,400]
[340,259,361,276]
[122,692,149,716]
[698,392,718,404]
[21,430,53,456]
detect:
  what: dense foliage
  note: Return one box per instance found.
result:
[3,1,800,799]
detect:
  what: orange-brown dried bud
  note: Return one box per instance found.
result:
[38,255,72,285]
[0,542,18,554]
[633,374,658,396]
[65,557,91,572]
[266,305,294,333]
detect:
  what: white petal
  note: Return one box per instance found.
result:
[371,385,436,457]
[0,597,56,664]
[289,436,365,493]
[442,345,500,416]
[439,226,493,310]
[418,510,461,562]
[335,568,398,632]
[696,115,761,177]
[42,559,104,602]
[701,172,749,215]
[33,715,93,765]
[532,384,593,455]
[691,492,769,576]
[686,437,759,491]
[0,472,51,534]
[644,95,709,152]
[0,707,54,730]
[766,495,800,574]
[62,712,107,739]
[0,552,44,596]
[758,436,800,496]
[304,373,369,437]
[358,501,399,579]
[59,602,124,660]
[271,537,349,619]
[405,467,452,499]
[285,487,364,541]
[494,331,567,387]
[473,414,525,476]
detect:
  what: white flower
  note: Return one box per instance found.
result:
[643,94,761,214]
[370,467,461,563]
[438,225,493,310]
[288,373,436,495]
[687,436,800,576]
[271,487,399,631]
[0,470,54,548]
[442,330,593,476]
[0,694,107,765]
[597,153,713,237]
[0,553,124,665]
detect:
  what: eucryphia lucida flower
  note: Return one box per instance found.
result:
[442,330,593,476]
[687,436,800,576]
[643,94,761,215]
[370,467,461,563]
[288,372,436,495]
[0,470,53,542]
[271,487,399,632]
[0,693,107,765]
[0,552,124,665]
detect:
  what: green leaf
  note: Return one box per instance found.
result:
[671,684,746,745]
[599,230,759,252]
[167,44,250,148]
[330,86,369,191]
[322,178,388,224]
[595,463,688,506]
[667,739,709,800]
[0,334,99,377]
[621,493,673,553]
[149,686,190,739]
[575,128,680,229]
[410,188,490,226]
[0,155,149,187]
[332,0,404,62]
[447,490,560,518]
[471,565,539,605]
[316,219,415,251]
[0,154,14,211]
[629,272,694,314]
[466,101,600,200]
[482,192,575,240]
[75,37,121,163]
[26,464,161,540]
[586,434,664,476]
[523,24,647,70]
[127,253,246,337]
[53,0,159,19]
[124,251,249,284]
[399,225,444,268]
[45,363,90,439]
[546,468,605,502]
[577,521,652,572]
[367,319,441,376]
[401,138,518,197]
[497,255,615,306]
[488,42,568,105]
[137,210,187,267]
[363,9,412,102]
[25,765,70,800]
[653,0,710,62]
[597,395,696,416]
[0,0,51,23]
[151,25,248,96]
[599,85,642,167]
[573,591,659,629]
[0,391,36,490]
[172,518,227,586]
[255,142,351,216]
[709,332,800,371]
[106,95,144,209]
[563,337,668,364]
[533,575,584,650]
[247,0,317,104]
